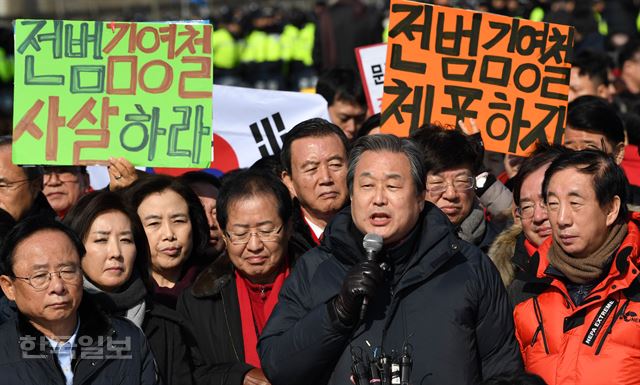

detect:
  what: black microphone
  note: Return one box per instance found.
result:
[359,233,384,321]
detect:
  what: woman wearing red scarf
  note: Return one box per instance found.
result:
[178,169,298,385]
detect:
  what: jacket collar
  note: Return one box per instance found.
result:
[190,256,234,298]
[321,203,458,293]
[513,231,535,271]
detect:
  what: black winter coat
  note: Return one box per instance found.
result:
[259,204,523,385]
[142,301,196,385]
[0,297,158,384]
[177,258,253,385]
[288,202,320,257]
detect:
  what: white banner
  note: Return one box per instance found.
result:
[89,86,329,185]
[356,43,387,114]
[208,85,330,173]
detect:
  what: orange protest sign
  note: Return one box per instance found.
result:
[380,0,574,155]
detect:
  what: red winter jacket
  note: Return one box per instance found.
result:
[514,214,640,385]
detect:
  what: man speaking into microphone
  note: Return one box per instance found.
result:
[259,135,522,385]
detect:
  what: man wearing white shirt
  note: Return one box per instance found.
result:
[0,217,158,385]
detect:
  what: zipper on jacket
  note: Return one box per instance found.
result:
[531,297,550,354]
[220,285,241,361]
[595,299,629,355]
[47,349,67,385]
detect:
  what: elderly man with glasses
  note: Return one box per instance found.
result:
[42,166,91,218]
[0,217,158,384]
[488,144,570,306]
[0,136,55,222]
[178,169,300,385]
[412,126,501,252]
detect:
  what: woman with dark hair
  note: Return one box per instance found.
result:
[126,174,209,309]
[63,190,195,385]
[177,169,297,385]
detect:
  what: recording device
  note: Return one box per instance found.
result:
[399,345,412,385]
[350,343,413,385]
[360,233,384,321]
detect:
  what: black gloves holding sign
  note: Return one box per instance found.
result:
[329,260,385,328]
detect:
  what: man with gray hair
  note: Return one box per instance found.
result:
[0,136,55,222]
[259,134,522,384]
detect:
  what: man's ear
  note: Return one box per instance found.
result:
[613,142,626,165]
[0,275,16,301]
[596,84,610,101]
[605,195,622,227]
[281,170,297,199]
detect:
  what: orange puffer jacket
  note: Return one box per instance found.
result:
[514,215,640,385]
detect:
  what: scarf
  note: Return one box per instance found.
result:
[457,204,487,246]
[152,263,201,309]
[235,266,290,368]
[524,238,538,257]
[548,223,628,284]
[83,273,147,328]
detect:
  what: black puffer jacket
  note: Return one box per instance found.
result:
[288,202,320,257]
[176,257,258,385]
[142,301,196,385]
[0,297,158,384]
[259,204,522,385]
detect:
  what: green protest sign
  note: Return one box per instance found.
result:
[12,20,213,167]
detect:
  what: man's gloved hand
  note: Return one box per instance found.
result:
[330,260,385,327]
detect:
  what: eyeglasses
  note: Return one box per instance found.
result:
[13,266,82,291]
[426,176,475,194]
[225,225,284,245]
[517,201,547,219]
[0,178,31,193]
[43,172,79,185]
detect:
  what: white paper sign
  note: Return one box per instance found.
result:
[356,43,388,114]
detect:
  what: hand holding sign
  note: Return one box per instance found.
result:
[108,157,138,191]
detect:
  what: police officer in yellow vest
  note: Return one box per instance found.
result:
[282,9,317,91]
[213,7,243,87]
[240,8,285,90]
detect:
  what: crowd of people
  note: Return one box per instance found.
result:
[1,0,640,385]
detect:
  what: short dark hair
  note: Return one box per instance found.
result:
[571,49,612,87]
[411,125,479,175]
[126,174,209,263]
[63,190,151,287]
[0,136,44,182]
[250,154,285,180]
[512,144,572,206]
[618,39,640,68]
[355,113,380,139]
[216,169,293,231]
[0,216,85,276]
[567,96,625,146]
[315,68,366,108]
[347,134,425,196]
[179,171,221,190]
[542,150,628,225]
[280,118,349,174]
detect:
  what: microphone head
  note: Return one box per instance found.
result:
[363,233,384,253]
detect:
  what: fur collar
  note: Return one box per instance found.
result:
[190,255,234,298]
[488,224,522,287]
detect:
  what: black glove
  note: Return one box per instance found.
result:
[329,260,385,328]
[467,132,486,175]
